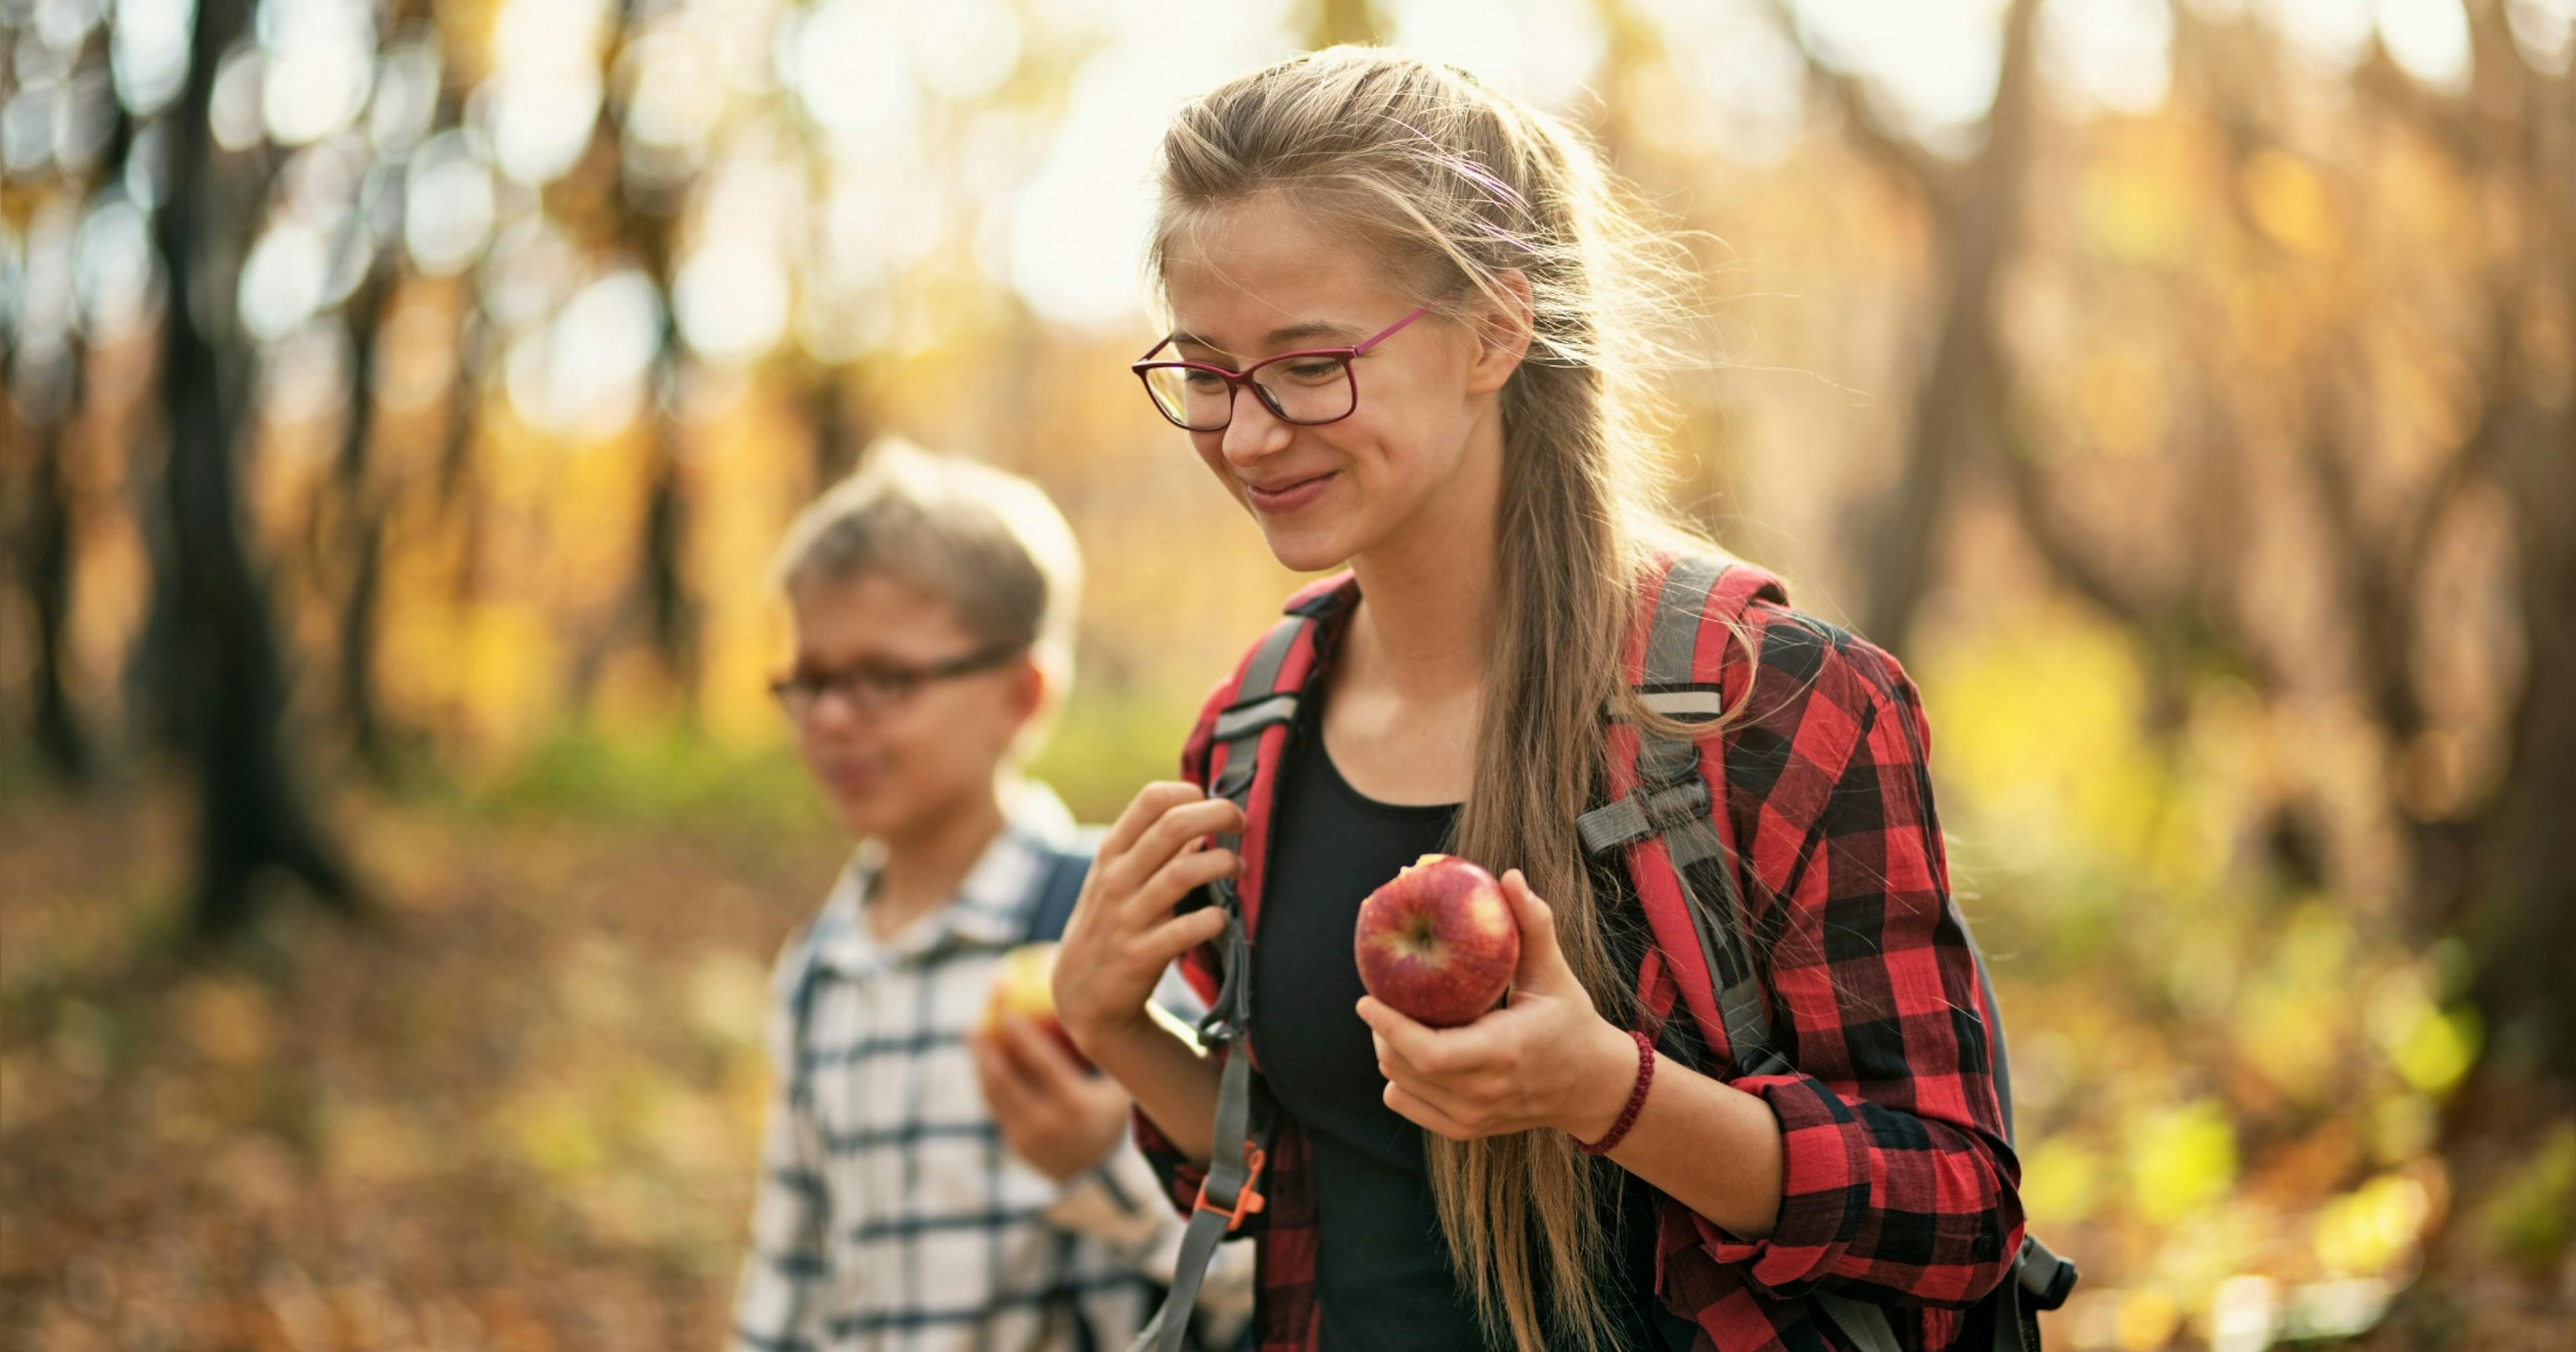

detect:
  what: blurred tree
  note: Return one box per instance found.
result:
[1998,1,2574,1078]
[1768,0,2046,656]
[151,0,358,932]
[1311,0,1388,48]
[590,0,702,715]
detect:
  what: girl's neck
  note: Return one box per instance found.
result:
[867,784,1008,941]
[1343,419,1504,705]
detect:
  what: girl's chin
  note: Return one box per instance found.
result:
[1254,520,1358,575]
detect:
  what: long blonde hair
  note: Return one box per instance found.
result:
[1149,47,1729,1352]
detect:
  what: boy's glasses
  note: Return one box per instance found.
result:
[1132,307,1430,432]
[770,642,1023,720]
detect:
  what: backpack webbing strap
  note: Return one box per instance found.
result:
[1026,848,1093,945]
[1134,613,1308,1352]
[1580,555,2072,1352]
[1578,555,1791,1079]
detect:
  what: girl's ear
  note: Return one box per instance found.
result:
[1464,269,1536,396]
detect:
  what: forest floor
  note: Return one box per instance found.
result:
[3,767,2569,1351]
[1,770,838,1352]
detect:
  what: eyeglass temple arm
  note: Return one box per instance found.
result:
[1352,306,1431,355]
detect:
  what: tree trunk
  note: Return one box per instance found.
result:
[154,0,358,934]
[334,265,396,775]
[21,400,90,781]
[1848,0,2042,655]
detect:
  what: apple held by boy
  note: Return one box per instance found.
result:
[1354,854,1521,1028]
[983,943,1093,1068]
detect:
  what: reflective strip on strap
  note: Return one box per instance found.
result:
[1635,687,1727,722]
[1646,556,1725,689]
[1211,616,1307,806]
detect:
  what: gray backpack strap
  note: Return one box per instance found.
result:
[1135,613,1308,1352]
[1576,555,1790,1078]
[1576,557,2072,1352]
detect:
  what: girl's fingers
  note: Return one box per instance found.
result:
[1368,1027,1438,1090]
[1095,796,1240,911]
[1383,1082,1478,1139]
[1124,797,1245,879]
[1354,995,1497,1076]
[1137,903,1230,965]
[1098,782,1208,860]
[1500,869,1569,991]
[1128,844,1238,925]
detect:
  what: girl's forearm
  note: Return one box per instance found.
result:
[1087,1011,1225,1165]
[1597,1055,1786,1239]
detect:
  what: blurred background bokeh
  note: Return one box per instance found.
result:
[3,0,2571,1348]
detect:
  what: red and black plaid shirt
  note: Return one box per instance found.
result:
[1134,563,2025,1351]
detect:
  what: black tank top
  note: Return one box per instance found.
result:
[1248,691,1674,1351]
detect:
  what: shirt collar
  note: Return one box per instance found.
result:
[815,779,1079,972]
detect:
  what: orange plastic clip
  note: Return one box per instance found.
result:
[1191,1145,1269,1232]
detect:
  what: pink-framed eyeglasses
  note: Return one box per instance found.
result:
[1132,307,1430,432]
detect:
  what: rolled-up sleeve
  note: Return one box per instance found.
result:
[1692,640,2024,1310]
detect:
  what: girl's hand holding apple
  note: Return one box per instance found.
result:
[1355,867,1643,1144]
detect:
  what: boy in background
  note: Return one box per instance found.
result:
[731,441,1242,1352]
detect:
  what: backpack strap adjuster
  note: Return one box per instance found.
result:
[1190,1143,1269,1233]
[1576,778,1712,856]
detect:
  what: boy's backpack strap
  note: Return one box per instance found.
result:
[1025,832,1104,944]
[1136,611,1309,1352]
[779,912,837,1123]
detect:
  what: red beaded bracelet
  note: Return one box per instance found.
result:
[1577,1029,1656,1156]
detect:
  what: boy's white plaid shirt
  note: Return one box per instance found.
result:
[730,786,1245,1352]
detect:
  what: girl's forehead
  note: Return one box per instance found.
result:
[1161,197,1399,342]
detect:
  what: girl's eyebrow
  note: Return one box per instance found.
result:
[1172,320,1363,355]
[1260,320,1362,346]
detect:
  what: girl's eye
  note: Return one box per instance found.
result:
[1182,370,1227,390]
[1281,359,1344,383]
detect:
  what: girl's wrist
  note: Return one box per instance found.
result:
[1563,1018,1649,1143]
[1063,1003,1150,1059]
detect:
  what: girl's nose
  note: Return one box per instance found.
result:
[1220,385,1290,465]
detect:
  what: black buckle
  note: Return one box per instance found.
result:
[2017,1237,2078,1310]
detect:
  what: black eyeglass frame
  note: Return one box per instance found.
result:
[769,641,1026,719]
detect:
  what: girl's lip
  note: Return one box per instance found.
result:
[1243,471,1336,513]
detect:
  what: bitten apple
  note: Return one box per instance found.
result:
[1354,854,1520,1028]
[983,943,1091,1069]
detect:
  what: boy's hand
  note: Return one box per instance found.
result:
[969,1017,1134,1182]
[1052,782,1240,1056]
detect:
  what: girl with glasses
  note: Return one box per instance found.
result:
[1052,48,2025,1352]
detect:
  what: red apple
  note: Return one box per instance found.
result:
[983,943,1092,1070]
[1354,854,1521,1028]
